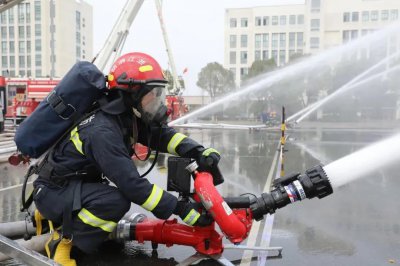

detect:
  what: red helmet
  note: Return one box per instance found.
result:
[107,52,167,91]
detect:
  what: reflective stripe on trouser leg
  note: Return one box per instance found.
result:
[141,184,163,211]
[70,127,84,155]
[183,209,200,226]
[167,133,187,155]
[77,208,117,233]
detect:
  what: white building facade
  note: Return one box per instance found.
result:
[0,0,93,78]
[225,0,400,86]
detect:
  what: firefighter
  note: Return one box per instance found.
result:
[32,52,220,265]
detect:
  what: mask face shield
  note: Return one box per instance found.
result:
[139,84,169,125]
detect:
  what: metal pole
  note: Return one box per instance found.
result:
[280,106,286,177]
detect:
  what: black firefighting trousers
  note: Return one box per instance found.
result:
[33,181,131,254]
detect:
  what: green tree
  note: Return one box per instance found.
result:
[196,62,235,99]
[242,59,276,83]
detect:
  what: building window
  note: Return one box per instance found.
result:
[35,25,41,36]
[230,18,237,28]
[343,30,350,42]
[310,37,319,48]
[240,34,248,48]
[362,11,369,22]
[289,15,296,25]
[255,50,261,61]
[310,19,320,31]
[262,33,269,49]
[0,12,6,24]
[289,50,296,58]
[279,33,286,48]
[297,15,304,24]
[8,9,14,23]
[26,26,31,38]
[351,30,358,40]
[279,50,286,65]
[18,4,25,23]
[229,51,236,64]
[263,16,269,26]
[35,69,41,77]
[262,50,269,60]
[297,32,303,47]
[371,11,378,21]
[255,16,262,26]
[343,12,350,22]
[230,35,237,48]
[26,3,31,23]
[240,67,248,77]
[27,41,31,53]
[18,26,25,38]
[19,41,25,53]
[76,11,81,30]
[255,34,261,49]
[272,33,278,49]
[1,41,7,54]
[9,26,14,39]
[35,39,41,52]
[27,55,31,67]
[34,0,41,22]
[391,10,398,20]
[272,16,278,25]
[76,32,81,44]
[241,18,248,27]
[1,27,6,39]
[9,41,14,53]
[19,56,25,68]
[311,0,320,12]
[280,15,286,25]
[352,12,359,22]
[289,32,296,49]
[1,56,7,68]
[19,70,25,77]
[381,10,389,21]
[240,51,248,64]
[10,56,15,68]
[35,54,41,67]
[271,50,278,63]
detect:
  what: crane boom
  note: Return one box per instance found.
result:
[154,0,182,95]
[0,0,24,13]
[92,0,144,72]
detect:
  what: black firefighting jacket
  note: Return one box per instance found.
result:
[37,97,204,220]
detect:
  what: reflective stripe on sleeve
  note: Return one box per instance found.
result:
[141,184,163,211]
[167,133,187,155]
[70,127,84,155]
[202,148,220,157]
[77,208,117,233]
[183,209,200,226]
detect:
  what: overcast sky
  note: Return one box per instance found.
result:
[84,0,304,95]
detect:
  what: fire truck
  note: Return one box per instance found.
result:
[1,78,60,123]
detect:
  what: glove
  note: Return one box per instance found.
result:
[173,200,213,227]
[197,147,220,172]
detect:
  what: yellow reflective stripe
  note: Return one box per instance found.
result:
[77,208,117,233]
[167,133,187,155]
[141,185,163,211]
[70,127,84,155]
[183,209,200,226]
[202,148,220,157]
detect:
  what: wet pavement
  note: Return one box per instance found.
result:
[0,126,399,265]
